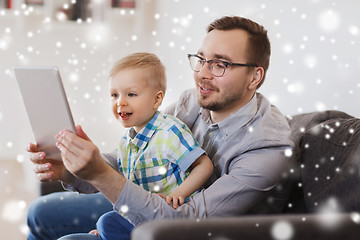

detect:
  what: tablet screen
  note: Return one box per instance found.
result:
[14,66,76,161]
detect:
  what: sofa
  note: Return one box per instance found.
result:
[40,110,360,239]
[131,110,360,240]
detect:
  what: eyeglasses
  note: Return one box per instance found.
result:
[187,54,258,77]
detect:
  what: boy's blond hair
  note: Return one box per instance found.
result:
[109,52,167,94]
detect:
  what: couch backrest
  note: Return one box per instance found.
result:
[283,110,356,213]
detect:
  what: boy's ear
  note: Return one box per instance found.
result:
[248,67,264,90]
[154,90,164,108]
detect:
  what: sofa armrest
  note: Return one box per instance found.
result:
[40,181,65,196]
[131,213,360,240]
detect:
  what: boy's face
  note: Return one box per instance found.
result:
[109,67,163,133]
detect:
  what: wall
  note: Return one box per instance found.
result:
[0,0,359,238]
[1,0,360,160]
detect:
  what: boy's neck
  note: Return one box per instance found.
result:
[133,110,159,133]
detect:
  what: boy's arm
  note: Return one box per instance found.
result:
[166,154,213,209]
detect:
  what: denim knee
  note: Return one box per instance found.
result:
[27,192,113,240]
[58,233,100,240]
[96,211,134,240]
[27,196,49,240]
[96,211,116,235]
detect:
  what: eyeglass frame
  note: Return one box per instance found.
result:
[187,54,258,77]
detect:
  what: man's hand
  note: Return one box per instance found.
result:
[55,125,108,182]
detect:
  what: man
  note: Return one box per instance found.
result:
[27,16,293,240]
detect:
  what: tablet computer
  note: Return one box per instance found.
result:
[14,66,76,161]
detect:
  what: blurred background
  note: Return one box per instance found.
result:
[0,0,359,239]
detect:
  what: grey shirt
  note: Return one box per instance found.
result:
[67,89,294,226]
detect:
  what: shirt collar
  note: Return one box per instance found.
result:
[127,111,163,149]
[200,93,258,140]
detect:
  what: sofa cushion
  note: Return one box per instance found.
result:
[284,111,353,213]
[300,117,360,213]
[132,213,360,240]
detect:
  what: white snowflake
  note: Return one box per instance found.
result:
[271,220,294,240]
[318,9,341,32]
[120,205,129,214]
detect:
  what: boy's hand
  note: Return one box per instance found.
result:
[156,193,185,209]
[89,229,99,236]
[27,143,74,183]
[165,194,185,209]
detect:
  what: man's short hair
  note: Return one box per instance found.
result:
[207,16,271,88]
[109,52,167,93]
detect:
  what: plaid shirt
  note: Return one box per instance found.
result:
[117,111,205,195]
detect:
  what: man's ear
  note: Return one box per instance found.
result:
[154,90,164,108]
[248,67,264,90]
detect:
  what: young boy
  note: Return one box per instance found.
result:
[90,52,213,238]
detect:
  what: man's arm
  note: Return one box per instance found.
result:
[56,125,127,204]
[114,145,292,225]
[56,123,292,224]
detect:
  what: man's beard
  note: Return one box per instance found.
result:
[197,93,239,111]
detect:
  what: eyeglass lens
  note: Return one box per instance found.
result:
[189,56,225,77]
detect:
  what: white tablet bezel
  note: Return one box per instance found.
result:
[14,66,76,161]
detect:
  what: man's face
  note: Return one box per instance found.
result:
[194,29,258,115]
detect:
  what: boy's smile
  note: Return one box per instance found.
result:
[117,108,132,120]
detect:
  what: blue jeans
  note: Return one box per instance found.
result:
[96,211,134,240]
[27,192,113,240]
[57,211,134,240]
